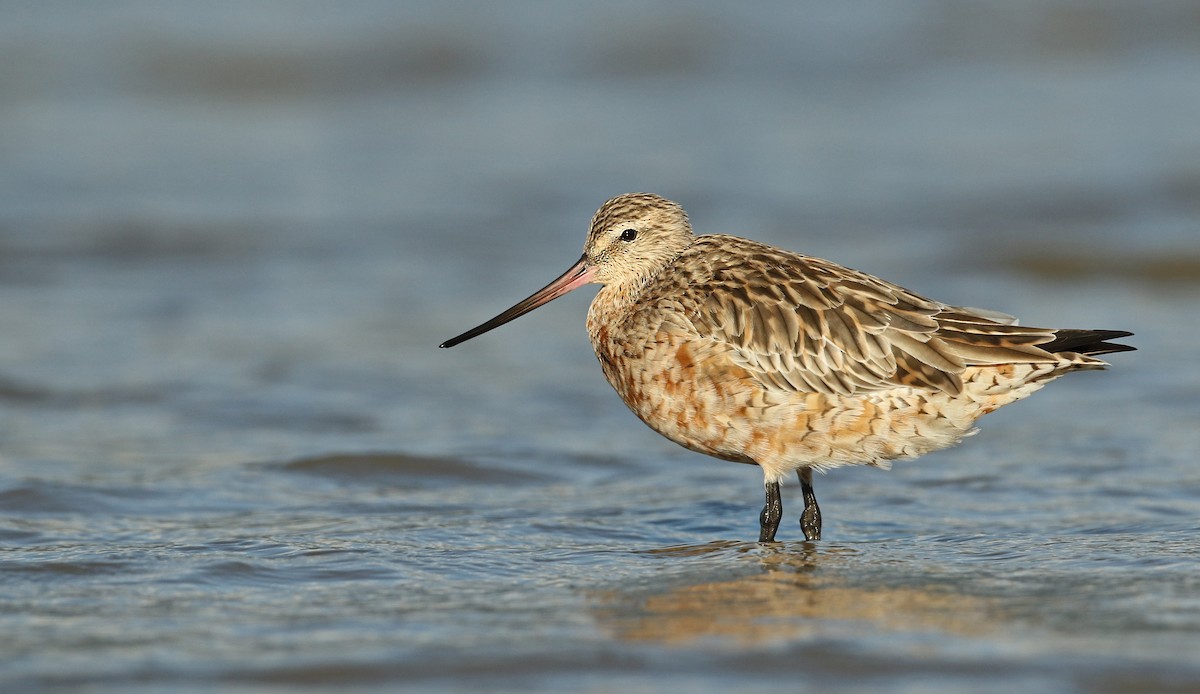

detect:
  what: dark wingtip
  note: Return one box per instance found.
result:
[1085,342,1137,357]
[1043,329,1135,356]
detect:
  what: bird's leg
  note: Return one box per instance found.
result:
[759,480,782,542]
[797,467,822,541]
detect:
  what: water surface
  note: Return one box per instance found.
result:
[2,2,1199,692]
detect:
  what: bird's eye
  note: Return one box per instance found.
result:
[619,228,638,242]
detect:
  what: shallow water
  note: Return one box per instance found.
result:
[2,2,1200,692]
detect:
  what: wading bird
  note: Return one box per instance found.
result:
[440,193,1133,541]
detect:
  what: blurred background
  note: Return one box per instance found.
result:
[2,2,1198,692]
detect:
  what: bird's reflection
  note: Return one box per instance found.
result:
[594,540,994,645]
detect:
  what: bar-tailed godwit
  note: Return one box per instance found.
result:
[440,193,1134,541]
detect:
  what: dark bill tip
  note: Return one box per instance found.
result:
[438,255,594,349]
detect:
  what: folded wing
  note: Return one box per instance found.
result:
[668,236,1070,397]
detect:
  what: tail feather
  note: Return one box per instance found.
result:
[1042,329,1135,357]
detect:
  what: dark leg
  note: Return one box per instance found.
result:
[798,467,822,541]
[759,480,782,542]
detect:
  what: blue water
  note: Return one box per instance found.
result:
[2,2,1199,691]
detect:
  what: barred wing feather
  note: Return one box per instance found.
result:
[663,236,1062,397]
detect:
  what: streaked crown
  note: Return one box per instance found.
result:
[583,193,696,286]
